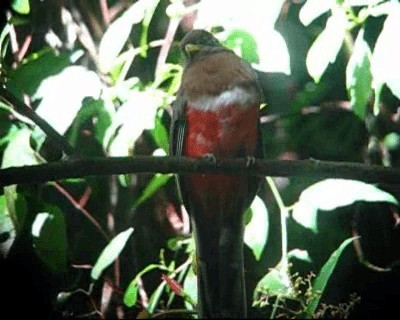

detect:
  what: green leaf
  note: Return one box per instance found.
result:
[0,195,16,258]
[244,196,269,260]
[253,259,295,302]
[372,2,400,106]
[152,110,169,153]
[305,237,357,317]
[11,0,30,14]
[31,205,67,272]
[1,128,40,169]
[124,281,139,307]
[346,28,372,120]
[224,29,259,64]
[182,266,198,311]
[98,0,147,73]
[306,9,347,83]
[68,98,112,146]
[124,263,166,307]
[3,186,27,233]
[139,0,161,57]
[103,89,163,157]
[287,249,312,263]
[292,179,398,233]
[0,23,11,60]
[7,49,83,99]
[133,174,173,208]
[299,0,333,26]
[91,227,134,280]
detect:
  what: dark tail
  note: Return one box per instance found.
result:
[193,215,246,318]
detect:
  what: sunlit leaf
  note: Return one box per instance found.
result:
[11,0,30,14]
[253,259,295,302]
[0,23,11,59]
[194,0,290,74]
[33,66,102,135]
[68,98,112,146]
[183,266,197,311]
[103,89,163,157]
[7,49,83,99]
[254,29,291,75]
[124,281,139,307]
[346,28,372,120]
[287,249,312,263]
[152,110,169,153]
[372,2,400,109]
[292,179,398,233]
[1,128,39,169]
[31,206,67,272]
[98,0,147,73]
[91,227,134,280]
[306,9,347,83]
[299,0,333,26]
[139,0,161,57]
[153,63,182,95]
[305,237,357,317]
[0,195,16,258]
[133,174,173,208]
[124,263,166,307]
[3,186,26,234]
[224,29,259,64]
[244,196,269,260]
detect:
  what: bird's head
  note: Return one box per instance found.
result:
[180,30,223,62]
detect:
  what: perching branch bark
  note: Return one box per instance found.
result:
[1,156,400,188]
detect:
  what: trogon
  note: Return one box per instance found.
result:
[170,29,263,318]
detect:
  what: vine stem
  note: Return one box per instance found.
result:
[266,176,288,264]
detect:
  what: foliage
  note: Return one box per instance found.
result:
[0,0,399,319]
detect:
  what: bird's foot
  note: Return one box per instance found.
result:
[202,153,217,164]
[246,156,256,167]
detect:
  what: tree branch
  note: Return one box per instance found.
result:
[1,156,399,188]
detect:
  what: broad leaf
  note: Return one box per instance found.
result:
[152,110,170,153]
[124,263,166,307]
[139,0,161,57]
[292,179,398,233]
[31,205,67,272]
[253,258,295,302]
[103,89,163,158]
[33,66,102,135]
[194,0,290,74]
[306,9,347,83]
[1,128,39,169]
[305,237,357,317]
[225,29,259,64]
[98,0,147,73]
[0,195,16,258]
[11,0,30,14]
[299,0,333,26]
[68,98,112,146]
[3,186,27,234]
[7,49,83,99]
[91,227,134,280]
[346,28,372,120]
[244,196,269,260]
[372,2,400,109]
[182,266,198,311]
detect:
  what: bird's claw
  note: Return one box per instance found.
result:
[246,156,256,167]
[203,153,217,164]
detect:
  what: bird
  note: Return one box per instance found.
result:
[170,29,263,318]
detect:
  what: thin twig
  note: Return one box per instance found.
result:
[53,182,109,240]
